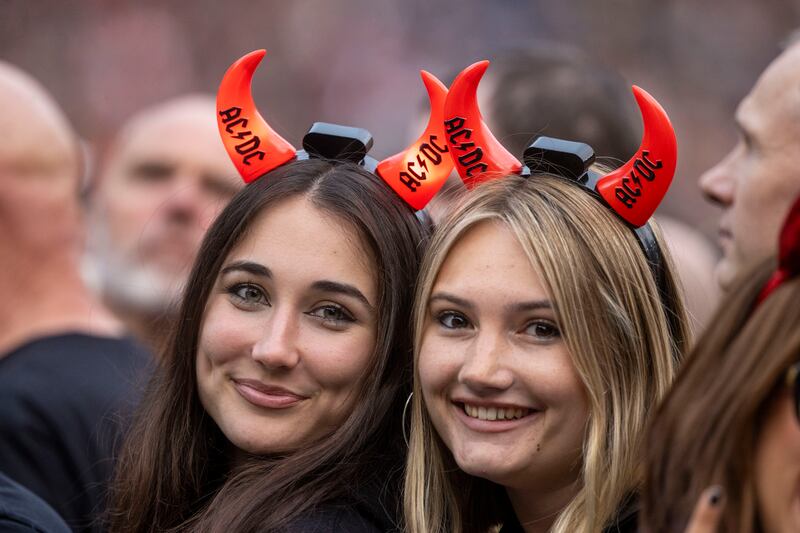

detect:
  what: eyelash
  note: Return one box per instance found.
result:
[435,311,560,341]
[226,283,269,307]
[523,320,561,341]
[226,283,355,326]
[436,310,472,330]
[306,304,356,326]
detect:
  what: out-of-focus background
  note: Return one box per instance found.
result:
[2,0,797,236]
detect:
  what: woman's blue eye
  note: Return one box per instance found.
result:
[308,305,354,323]
[228,284,268,305]
[524,320,560,340]
[437,311,470,329]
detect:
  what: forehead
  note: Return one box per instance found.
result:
[0,68,77,170]
[738,43,800,134]
[435,220,548,298]
[229,195,376,288]
[106,104,234,174]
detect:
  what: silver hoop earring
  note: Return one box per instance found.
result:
[402,392,413,446]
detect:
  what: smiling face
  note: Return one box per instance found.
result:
[196,195,378,455]
[699,43,800,290]
[418,219,589,493]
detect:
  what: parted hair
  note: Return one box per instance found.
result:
[642,262,800,532]
[404,175,690,533]
[107,159,428,533]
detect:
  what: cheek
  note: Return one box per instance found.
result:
[300,327,376,394]
[198,301,256,366]
[754,394,800,531]
[417,332,461,398]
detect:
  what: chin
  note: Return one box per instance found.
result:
[451,447,522,484]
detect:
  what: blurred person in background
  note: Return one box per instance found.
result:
[642,194,800,533]
[700,35,800,292]
[0,61,149,532]
[85,95,242,351]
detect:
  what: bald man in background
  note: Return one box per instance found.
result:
[0,62,149,532]
[85,96,241,351]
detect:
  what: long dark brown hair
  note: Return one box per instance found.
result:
[107,159,428,532]
[642,262,800,532]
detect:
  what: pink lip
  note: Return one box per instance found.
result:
[233,379,309,409]
[450,400,540,434]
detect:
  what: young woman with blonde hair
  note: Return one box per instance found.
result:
[404,61,690,533]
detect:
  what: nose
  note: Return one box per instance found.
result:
[162,176,205,226]
[251,307,301,370]
[457,330,514,394]
[699,153,735,207]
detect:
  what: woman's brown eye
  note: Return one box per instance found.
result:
[525,321,560,339]
[438,311,470,329]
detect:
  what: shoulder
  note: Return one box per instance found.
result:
[0,333,150,403]
[0,472,70,533]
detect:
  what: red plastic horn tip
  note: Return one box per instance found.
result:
[216,49,296,184]
[443,60,522,189]
[595,86,678,228]
[376,70,454,210]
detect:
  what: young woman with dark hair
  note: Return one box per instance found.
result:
[106,50,453,533]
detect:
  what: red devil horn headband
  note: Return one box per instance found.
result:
[217,50,452,211]
[217,49,297,183]
[756,194,800,305]
[445,61,678,228]
[376,71,454,210]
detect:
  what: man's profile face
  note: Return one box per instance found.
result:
[700,43,800,290]
[93,100,241,312]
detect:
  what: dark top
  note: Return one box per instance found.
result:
[0,471,70,533]
[279,475,400,532]
[500,493,638,533]
[0,333,151,532]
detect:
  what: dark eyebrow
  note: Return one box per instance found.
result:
[220,261,272,278]
[311,280,374,310]
[429,292,474,311]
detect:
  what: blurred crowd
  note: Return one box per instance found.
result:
[1,2,799,532]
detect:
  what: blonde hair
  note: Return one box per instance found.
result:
[404,175,690,533]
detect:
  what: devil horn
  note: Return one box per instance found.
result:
[376,71,454,210]
[595,86,677,228]
[443,60,522,189]
[216,50,296,183]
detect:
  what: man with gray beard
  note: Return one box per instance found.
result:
[86,95,241,351]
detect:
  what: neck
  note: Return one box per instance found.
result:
[0,248,123,356]
[506,480,580,533]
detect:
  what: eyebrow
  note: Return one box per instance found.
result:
[429,292,553,313]
[311,280,374,310]
[429,292,474,310]
[220,261,272,278]
[507,300,553,313]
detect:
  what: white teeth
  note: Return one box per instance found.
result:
[462,403,529,421]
